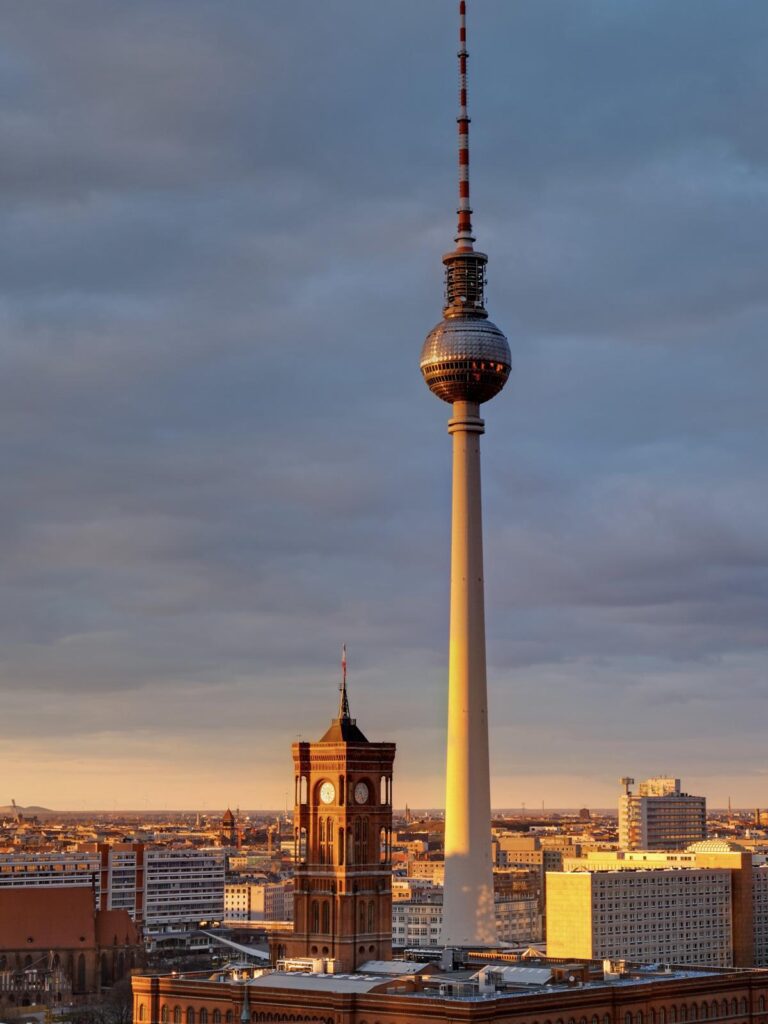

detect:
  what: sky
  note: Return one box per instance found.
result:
[1,1,767,812]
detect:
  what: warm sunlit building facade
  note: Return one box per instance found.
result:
[619,777,706,851]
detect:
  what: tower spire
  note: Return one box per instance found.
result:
[456,0,474,252]
[338,644,350,720]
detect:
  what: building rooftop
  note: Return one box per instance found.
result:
[159,956,733,1002]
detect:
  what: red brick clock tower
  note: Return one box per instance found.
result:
[276,659,396,971]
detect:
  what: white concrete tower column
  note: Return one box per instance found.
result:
[443,400,497,945]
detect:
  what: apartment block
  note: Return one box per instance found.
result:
[144,848,225,941]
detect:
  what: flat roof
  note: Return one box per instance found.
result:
[246,973,387,994]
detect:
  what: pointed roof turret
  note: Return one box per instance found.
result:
[319,645,368,743]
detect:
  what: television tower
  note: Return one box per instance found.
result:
[420,0,511,947]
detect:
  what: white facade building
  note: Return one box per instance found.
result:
[0,850,101,891]
[144,848,225,940]
[224,881,293,924]
[392,892,541,948]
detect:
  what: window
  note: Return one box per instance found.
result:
[321,902,330,935]
[200,1012,208,1024]
[174,1009,182,1024]
[161,1008,169,1024]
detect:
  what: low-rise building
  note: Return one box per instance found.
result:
[392,890,541,948]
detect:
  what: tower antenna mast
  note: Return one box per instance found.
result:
[456,0,474,252]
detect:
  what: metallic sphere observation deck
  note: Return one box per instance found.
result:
[420,316,511,404]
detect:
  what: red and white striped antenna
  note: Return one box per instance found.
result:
[455,0,474,253]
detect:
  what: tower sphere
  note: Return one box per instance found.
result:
[420,315,511,404]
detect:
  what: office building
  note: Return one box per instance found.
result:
[619,776,706,850]
[547,866,733,966]
[548,842,768,967]
[224,881,293,925]
[143,848,225,944]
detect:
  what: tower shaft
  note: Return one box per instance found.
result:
[443,400,497,946]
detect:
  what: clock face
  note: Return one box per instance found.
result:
[354,781,369,805]
[319,781,336,805]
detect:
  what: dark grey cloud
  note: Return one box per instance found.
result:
[0,1,766,808]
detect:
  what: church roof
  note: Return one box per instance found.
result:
[0,887,95,950]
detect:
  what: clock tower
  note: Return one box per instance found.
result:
[275,657,396,971]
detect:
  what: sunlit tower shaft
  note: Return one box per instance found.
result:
[420,0,511,947]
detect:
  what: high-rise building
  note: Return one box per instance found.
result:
[275,663,396,971]
[619,776,706,850]
[419,0,511,949]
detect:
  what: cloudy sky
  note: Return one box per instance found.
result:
[2,1,767,811]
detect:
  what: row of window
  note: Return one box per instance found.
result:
[155,1008,227,1024]
[512,1000,765,1024]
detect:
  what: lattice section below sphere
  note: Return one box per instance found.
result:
[420,316,511,404]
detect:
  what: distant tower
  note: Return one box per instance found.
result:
[275,652,396,970]
[221,807,237,846]
[420,1,511,947]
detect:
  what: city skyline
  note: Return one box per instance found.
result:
[2,1,767,810]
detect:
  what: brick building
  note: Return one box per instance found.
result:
[0,887,141,1009]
